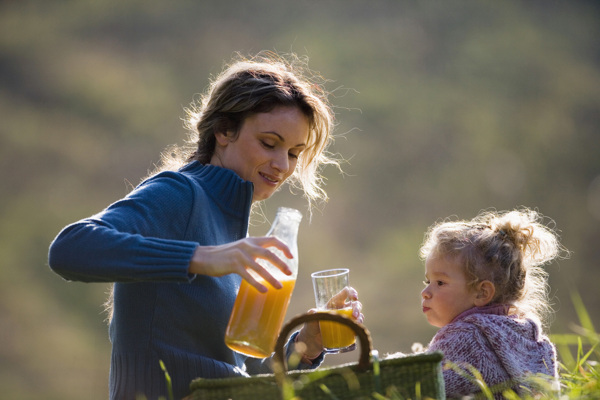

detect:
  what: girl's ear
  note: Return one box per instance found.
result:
[474,280,495,307]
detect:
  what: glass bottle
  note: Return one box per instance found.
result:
[225,207,302,358]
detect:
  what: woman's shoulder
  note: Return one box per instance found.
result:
[133,167,197,198]
[138,163,229,192]
[146,162,246,189]
[141,162,253,212]
[142,161,204,184]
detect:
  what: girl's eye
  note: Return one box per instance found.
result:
[423,280,430,286]
[288,152,299,160]
[261,141,275,149]
[436,281,445,286]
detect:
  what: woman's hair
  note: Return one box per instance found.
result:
[156,51,339,211]
[419,207,568,325]
[106,53,340,321]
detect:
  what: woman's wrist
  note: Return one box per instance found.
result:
[188,245,214,275]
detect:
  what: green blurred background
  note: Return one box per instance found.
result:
[1,1,599,398]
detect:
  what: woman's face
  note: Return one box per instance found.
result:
[211,105,309,202]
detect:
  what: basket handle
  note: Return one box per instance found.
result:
[273,311,373,372]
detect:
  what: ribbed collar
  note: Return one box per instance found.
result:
[179,162,254,218]
[452,303,511,323]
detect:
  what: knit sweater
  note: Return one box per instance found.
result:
[48,162,321,400]
[427,304,557,398]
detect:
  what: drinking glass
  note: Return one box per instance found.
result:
[311,268,356,354]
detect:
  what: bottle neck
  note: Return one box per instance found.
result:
[267,208,302,245]
[267,208,302,277]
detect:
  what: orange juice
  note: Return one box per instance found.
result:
[319,307,356,350]
[225,278,296,358]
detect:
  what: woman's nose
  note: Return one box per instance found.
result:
[271,151,289,173]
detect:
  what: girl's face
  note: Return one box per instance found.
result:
[421,255,478,328]
[211,106,309,202]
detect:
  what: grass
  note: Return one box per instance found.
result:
[277,291,600,400]
[549,292,600,400]
[153,291,599,400]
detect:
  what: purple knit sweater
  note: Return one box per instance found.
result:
[427,304,557,398]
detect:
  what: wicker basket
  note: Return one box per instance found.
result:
[187,312,445,399]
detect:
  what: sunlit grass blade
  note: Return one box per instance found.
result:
[372,349,382,395]
[318,383,340,400]
[571,291,596,334]
[159,360,174,400]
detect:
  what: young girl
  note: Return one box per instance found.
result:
[420,208,565,398]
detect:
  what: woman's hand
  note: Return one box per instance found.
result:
[295,287,364,361]
[188,237,293,292]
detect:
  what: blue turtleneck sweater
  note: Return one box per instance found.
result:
[48,162,318,400]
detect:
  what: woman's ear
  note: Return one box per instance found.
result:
[474,280,495,307]
[214,131,230,147]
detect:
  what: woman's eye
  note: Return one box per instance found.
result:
[437,281,445,286]
[261,141,275,149]
[288,152,299,159]
[423,280,430,286]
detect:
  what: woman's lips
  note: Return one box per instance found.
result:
[422,306,430,313]
[259,172,279,185]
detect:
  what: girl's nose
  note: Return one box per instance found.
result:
[421,287,431,299]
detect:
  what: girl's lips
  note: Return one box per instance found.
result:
[422,306,430,313]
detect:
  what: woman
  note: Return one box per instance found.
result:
[48,52,363,400]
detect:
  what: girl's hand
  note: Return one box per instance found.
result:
[295,286,364,361]
[326,287,364,319]
[188,237,293,292]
